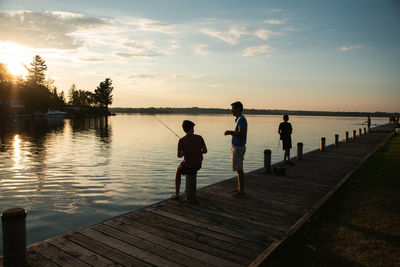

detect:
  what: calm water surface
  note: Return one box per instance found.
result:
[0,114,387,250]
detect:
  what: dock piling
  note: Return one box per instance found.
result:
[334,134,339,147]
[345,131,349,142]
[264,149,271,173]
[185,173,197,203]
[1,207,27,267]
[320,137,326,151]
[359,128,362,136]
[297,142,303,160]
[353,130,357,139]
[363,127,367,134]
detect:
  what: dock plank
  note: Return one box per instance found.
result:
[103,216,242,267]
[29,242,90,267]
[47,235,117,267]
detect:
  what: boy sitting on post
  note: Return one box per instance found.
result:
[171,120,207,200]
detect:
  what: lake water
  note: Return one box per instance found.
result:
[0,114,387,251]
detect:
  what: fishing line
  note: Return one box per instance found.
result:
[152,115,180,139]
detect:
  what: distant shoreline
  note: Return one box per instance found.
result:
[110,107,399,118]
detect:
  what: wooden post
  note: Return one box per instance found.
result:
[334,134,339,147]
[320,137,326,151]
[264,149,271,173]
[359,128,362,136]
[297,142,303,160]
[363,127,367,134]
[2,207,27,267]
[345,131,349,142]
[185,173,197,203]
[353,130,356,139]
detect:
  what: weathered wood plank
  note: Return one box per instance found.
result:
[47,235,117,267]
[114,218,251,265]
[196,191,300,224]
[130,210,264,253]
[153,203,282,242]
[103,217,242,267]
[66,232,150,266]
[91,223,209,267]
[144,207,273,246]
[26,250,59,267]
[29,242,90,266]
[165,196,294,232]
[79,226,183,267]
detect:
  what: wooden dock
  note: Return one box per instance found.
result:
[1,124,396,266]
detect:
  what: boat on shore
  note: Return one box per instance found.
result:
[45,110,68,116]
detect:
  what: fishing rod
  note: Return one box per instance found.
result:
[152,115,180,139]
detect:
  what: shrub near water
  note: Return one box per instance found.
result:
[264,133,400,267]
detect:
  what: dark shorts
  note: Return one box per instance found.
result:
[282,138,292,150]
[177,162,201,175]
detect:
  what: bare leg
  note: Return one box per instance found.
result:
[175,168,182,196]
[237,170,245,193]
[284,149,289,162]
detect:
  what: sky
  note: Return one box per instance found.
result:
[0,0,399,112]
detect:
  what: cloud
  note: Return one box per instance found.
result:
[201,26,248,45]
[129,74,157,79]
[125,40,155,50]
[207,84,221,88]
[115,52,157,58]
[0,11,108,49]
[79,57,104,62]
[338,44,364,51]
[129,73,184,81]
[194,44,211,56]
[119,18,175,34]
[159,39,181,55]
[263,19,285,25]
[254,29,281,40]
[243,45,271,57]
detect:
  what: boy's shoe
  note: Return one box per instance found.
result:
[229,188,239,194]
[171,194,180,201]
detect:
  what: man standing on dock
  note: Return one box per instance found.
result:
[225,101,247,197]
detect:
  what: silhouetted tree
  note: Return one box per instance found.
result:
[0,63,13,97]
[94,78,113,113]
[25,55,48,86]
[68,84,77,105]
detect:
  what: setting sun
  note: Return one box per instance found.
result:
[6,61,28,77]
[0,42,30,77]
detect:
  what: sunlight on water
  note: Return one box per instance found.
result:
[12,134,21,169]
[0,114,388,251]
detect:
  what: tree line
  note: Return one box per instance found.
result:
[111,107,400,118]
[0,55,113,115]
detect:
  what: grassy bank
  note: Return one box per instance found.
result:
[263,132,400,267]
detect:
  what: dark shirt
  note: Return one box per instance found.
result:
[279,122,292,140]
[178,134,206,168]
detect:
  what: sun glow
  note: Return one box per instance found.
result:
[0,42,30,77]
[7,61,28,77]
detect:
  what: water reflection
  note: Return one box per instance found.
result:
[0,116,113,212]
[12,134,21,169]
